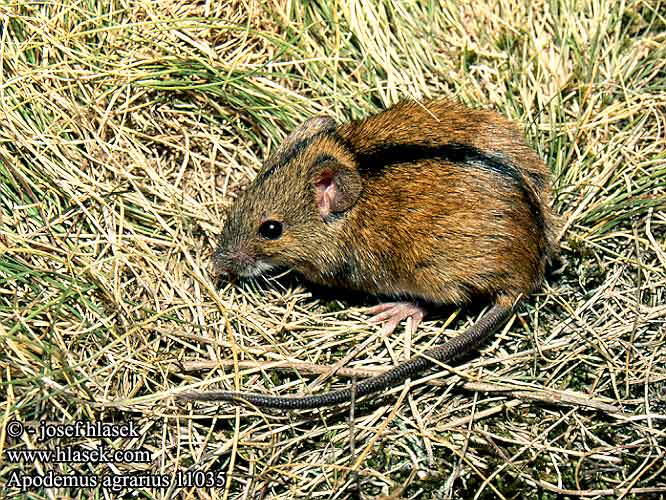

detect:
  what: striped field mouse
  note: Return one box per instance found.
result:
[180,99,558,410]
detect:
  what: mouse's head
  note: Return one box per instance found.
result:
[214,115,362,278]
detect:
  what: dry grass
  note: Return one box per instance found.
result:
[1,0,665,498]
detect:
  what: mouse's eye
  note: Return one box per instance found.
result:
[258,220,283,240]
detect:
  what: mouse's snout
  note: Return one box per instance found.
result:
[213,240,275,279]
[213,243,252,275]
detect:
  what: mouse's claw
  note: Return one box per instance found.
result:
[367,302,425,335]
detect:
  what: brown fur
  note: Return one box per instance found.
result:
[215,99,557,307]
[191,99,559,409]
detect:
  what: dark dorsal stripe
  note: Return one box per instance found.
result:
[349,141,543,226]
[255,132,543,227]
[353,142,517,182]
[254,131,333,184]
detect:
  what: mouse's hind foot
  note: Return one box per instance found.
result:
[366,302,425,335]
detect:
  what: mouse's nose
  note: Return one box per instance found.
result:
[213,243,257,278]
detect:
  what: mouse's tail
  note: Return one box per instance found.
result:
[178,302,513,411]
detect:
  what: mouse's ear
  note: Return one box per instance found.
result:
[312,158,362,219]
